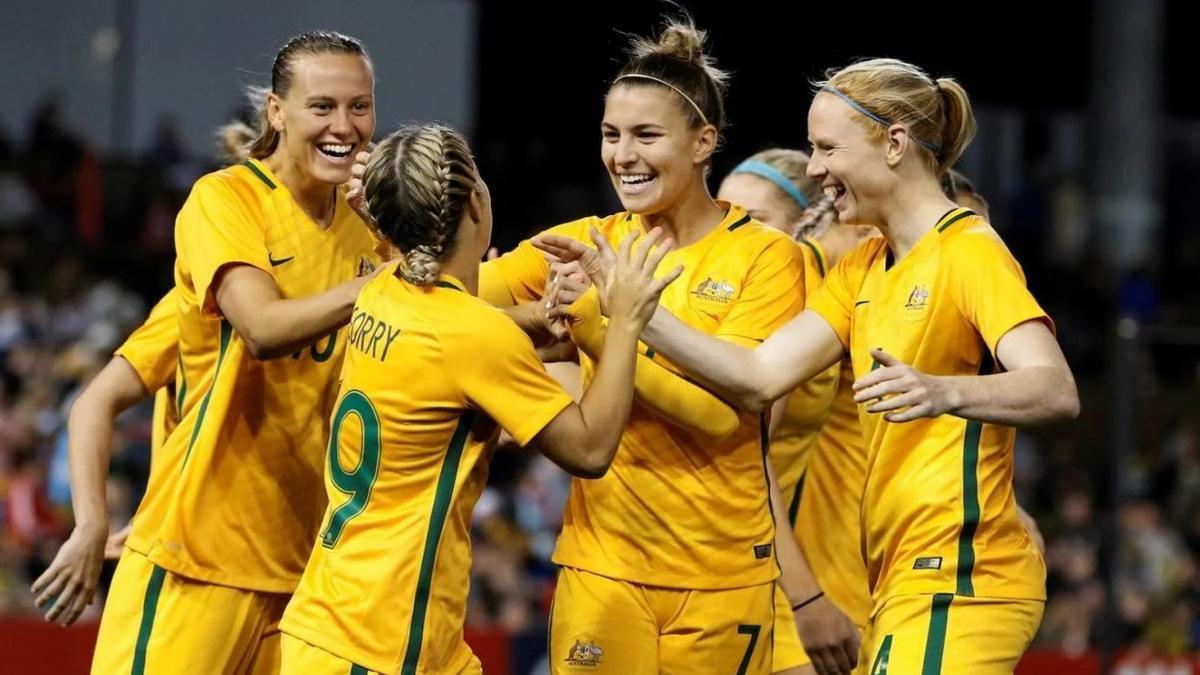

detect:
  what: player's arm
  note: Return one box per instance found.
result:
[853,234,1078,426]
[531,231,683,475]
[180,175,382,361]
[768,462,861,674]
[213,264,379,360]
[853,323,1078,425]
[564,287,740,441]
[31,357,151,626]
[535,229,844,413]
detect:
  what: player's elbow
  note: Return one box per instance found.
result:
[242,338,281,361]
[1026,373,1079,425]
[1053,381,1081,422]
[1046,366,1080,422]
[570,448,613,479]
[236,323,289,360]
[734,389,772,415]
[573,462,610,480]
[248,342,294,361]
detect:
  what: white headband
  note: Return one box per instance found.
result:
[614,74,710,126]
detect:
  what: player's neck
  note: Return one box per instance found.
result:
[265,154,337,229]
[815,226,855,268]
[641,187,725,249]
[879,183,958,263]
[440,251,479,296]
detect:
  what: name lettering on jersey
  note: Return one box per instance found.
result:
[913,556,943,570]
[348,309,402,362]
[690,277,736,303]
[357,256,376,277]
[564,637,604,669]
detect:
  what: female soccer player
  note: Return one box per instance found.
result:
[278,122,677,675]
[478,17,813,674]
[90,30,387,675]
[541,58,1079,674]
[719,150,875,675]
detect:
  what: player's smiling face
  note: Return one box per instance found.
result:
[271,52,375,186]
[806,92,892,227]
[600,83,714,216]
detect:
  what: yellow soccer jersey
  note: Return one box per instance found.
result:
[483,203,805,589]
[807,208,1049,605]
[771,239,837,524]
[114,288,181,453]
[114,289,182,541]
[280,271,573,674]
[127,158,383,593]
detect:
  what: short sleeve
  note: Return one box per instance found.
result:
[478,218,596,306]
[175,175,270,315]
[114,288,180,392]
[948,230,1053,356]
[806,238,881,351]
[715,236,806,346]
[452,310,574,446]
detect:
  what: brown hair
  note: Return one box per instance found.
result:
[612,15,730,141]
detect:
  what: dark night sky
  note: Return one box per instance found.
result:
[469,0,1195,250]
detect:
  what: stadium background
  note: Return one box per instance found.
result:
[0,0,1196,672]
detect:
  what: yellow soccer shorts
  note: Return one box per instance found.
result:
[549,566,775,675]
[278,632,481,675]
[859,593,1044,675]
[91,549,289,675]
[771,583,812,673]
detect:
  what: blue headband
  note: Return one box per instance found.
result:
[731,160,810,209]
[820,85,942,157]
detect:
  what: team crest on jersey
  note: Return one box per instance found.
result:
[904,284,930,312]
[691,277,736,303]
[357,256,377,277]
[565,637,604,668]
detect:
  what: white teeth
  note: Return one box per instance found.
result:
[620,174,653,185]
[319,143,353,157]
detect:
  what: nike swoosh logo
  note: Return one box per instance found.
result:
[269,253,294,267]
[855,300,870,307]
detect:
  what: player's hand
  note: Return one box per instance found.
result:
[346,150,373,224]
[531,231,609,295]
[31,523,108,626]
[602,227,682,330]
[852,348,956,422]
[1018,505,1046,555]
[794,595,861,675]
[536,259,592,339]
[105,523,131,560]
